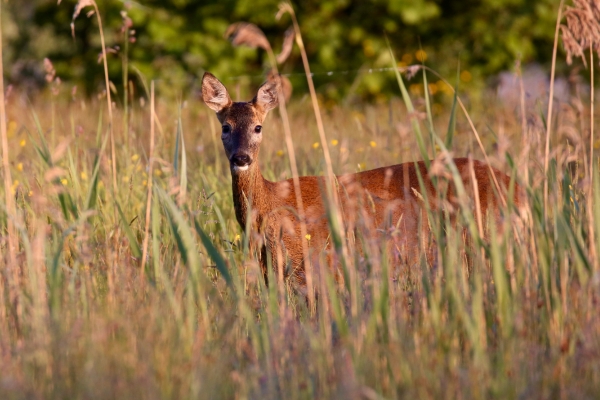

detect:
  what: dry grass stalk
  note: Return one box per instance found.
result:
[560,0,598,258]
[140,81,156,280]
[544,0,565,219]
[71,0,118,197]
[277,1,349,312]
[0,2,17,269]
[516,59,530,186]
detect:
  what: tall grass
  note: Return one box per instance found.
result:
[1,74,599,397]
[1,5,600,400]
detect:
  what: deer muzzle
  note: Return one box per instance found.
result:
[231,153,252,168]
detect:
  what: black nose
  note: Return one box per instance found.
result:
[231,153,252,167]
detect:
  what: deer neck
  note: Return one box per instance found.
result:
[231,162,268,230]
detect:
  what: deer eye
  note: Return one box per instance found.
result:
[254,125,262,134]
[222,125,231,135]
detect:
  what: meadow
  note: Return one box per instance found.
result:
[1,3,600,400]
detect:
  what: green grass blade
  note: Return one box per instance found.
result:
[173,114,181,174]
[85,131,110,211]
[193,217,233,289]
[116,201,142,259]
[155,185,199,274]
[422,69,436,157]
[386,38,429,168]
[179,113,188,201]
[445,63,460,150]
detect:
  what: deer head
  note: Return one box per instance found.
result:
[201,72,279,173]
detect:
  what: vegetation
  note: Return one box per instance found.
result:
[2,1,600,399]
[6,0,561,100]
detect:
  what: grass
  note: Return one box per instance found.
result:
[1,3,600,398]
[1,74,599,398]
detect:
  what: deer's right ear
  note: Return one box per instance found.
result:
[202,72,232,113]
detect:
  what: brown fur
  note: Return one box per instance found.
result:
[201,72,525,289]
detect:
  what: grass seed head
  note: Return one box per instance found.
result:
[276,27,295,64]
[561,0,600,65]
[225,22,271,51]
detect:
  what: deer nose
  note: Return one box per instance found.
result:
[231,153,252,167]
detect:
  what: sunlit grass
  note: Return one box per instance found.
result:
[0,74,599,399]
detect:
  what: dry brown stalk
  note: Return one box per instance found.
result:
[560,0,598,259]
[277,1,349,313]
[140,81,156,280]
[544,0,565,220]
[71,0,118,197]
[0,2,17,269]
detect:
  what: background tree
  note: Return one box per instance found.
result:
[3,0,563,101]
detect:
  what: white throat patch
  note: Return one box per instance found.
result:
[233,165,249,172]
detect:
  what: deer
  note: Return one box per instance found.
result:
[201,72,525,291]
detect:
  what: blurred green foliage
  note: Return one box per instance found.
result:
[3,0,562,101]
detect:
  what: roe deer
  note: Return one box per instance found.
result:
[201,72,525,290]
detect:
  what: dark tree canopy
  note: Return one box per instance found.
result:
[4,0,562,101]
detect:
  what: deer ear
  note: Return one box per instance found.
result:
[202,72,232,113]
[253,79,279,113]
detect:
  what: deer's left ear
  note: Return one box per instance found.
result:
[253,79,279,113]
[202,72,232,113]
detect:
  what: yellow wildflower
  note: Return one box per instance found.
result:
[370,141,377,148]
[131,154,140,162]
[80,171,88,180]
[331,139,339,146]
[19,139,26,147]
[312,142,319,149]
[428,83,438,95]
[305,234,311,241]
[16,163,23,171]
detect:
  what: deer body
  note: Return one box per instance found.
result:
[202,72,524,288]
